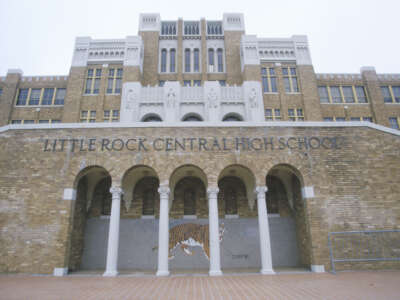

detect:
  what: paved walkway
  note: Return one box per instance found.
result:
[0,271,399,300]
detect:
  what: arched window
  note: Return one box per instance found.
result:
[182,114,202,121]
[142,189,155,215]
[225,188,238,215]
[161,49,167,73]
[223,114,243,121]
[208,49,214,72]
[194,49,200,72]
[217,49,224,72]
[170,49,176,72]
[184,188,196,215]
[142,115,162,122]
[185,49,191,72]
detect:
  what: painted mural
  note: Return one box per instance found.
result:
[167,223,225,260]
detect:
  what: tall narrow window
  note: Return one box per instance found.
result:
[392,86,400,103]
[107,68,123,94]
[389,117,399,129]
[161,49,167,73]
[261,67,277,93]
[93,69,101,94]
[170,49,176,72]
[16,88,29,105]
[29,89,41,105]
[208,48,214,72]
[41,88,54,105]
[330,86,342,103]
[85,68,101,94]
[355,86,367,103]
[185,49,191,72]
[54,88,66,105]
[381,86,392,103]
[318,86,329,103]
[184,189,196,215]
[282,67,299,92]
[193,49,200,72]
[217,49,223,72]
[342,86,354,103]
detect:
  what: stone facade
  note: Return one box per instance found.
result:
[0,13,399,275]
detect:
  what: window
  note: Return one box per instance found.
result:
[39,120,50,124]
[103,110,119,122]
[11,120,22,124]
[219,80,226,86]
[282,67,299,93]
[183,80,201,87]
[160,49,167,73]
[384,86,400,103]
[159,80,165,87]
[288,108,304,121]
[182,114,202,121]
[351,116,373,122]
[342,86,354,103]
[392,87,400,103]
[41,88,54,105]
[54,88,66,105]
[80,110,96,122]
[350,117,361,121]
[324,116,345,121]
[265,109,281,121]
[0,88,3,96]
[184,49,191,72]
[381,86,392,103]
[320,85,368,103]
[143,115,162,122]
[107,68,123,94]
[363,117,373,122]
[355,86,367,103]
[194,49,200,72]
[52,120,61,123]
[261,67,277,93]
[184,189,196,215]
[208,49,214,72]
[318,86,329,103]
[16,88,29,105]
[28,89,41,105]
[85,68,101,94]
[23,120,34,124]
[389,117,399,129]
[217,49,224,72]
[170,49,176,73]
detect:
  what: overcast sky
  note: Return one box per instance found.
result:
[0,0,399,76]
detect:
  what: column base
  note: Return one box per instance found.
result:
[260,269,275,275]
[311,265,325,273]
[103,270,118,277]
[156,270,170,276]
[53,267,68,277]
[209,270,223,276]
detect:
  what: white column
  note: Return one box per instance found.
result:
[103,186,123,277]
[156,185,170,276]
[255,186,275,274]
[207,187,222,276]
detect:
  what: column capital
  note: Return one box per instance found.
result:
[207,187,219,196]
[158,185,170,195]
[110,186,123,196]
[255,186,268,194]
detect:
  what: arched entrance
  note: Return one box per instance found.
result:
[266,164,311,268]
[217,165,259,271]
[69,166,111,271]
[167,165,209,271]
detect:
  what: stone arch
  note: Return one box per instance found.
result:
[69,166,112,271]
[121,165,160,216]
[141,113,163,122]
[266,163,311,267]
[217,164,257,212]
[222,112,244,122]
[181,113,203,121]
[168,164,208,216]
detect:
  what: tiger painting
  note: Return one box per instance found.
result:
[163,223,225,260]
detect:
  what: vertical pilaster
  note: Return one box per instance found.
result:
[255,186,274,274]
[207,187,222,276]
[103,186,123,277]
[156,185,170,276]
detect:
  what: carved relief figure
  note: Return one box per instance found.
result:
[166,88,176,108]
[207,88,218,108]
[158,223,225,260]
[125,89,137,110]
[249,88,257,108]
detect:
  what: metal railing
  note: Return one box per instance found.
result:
[328,230,400,274]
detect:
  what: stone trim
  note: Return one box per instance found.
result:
[2,121,399,137]
[53,267,68,276]
[63,188,76,201]
[311,265,325,273]
[301,186,315,199]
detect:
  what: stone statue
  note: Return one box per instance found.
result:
[207,88,218,108]
[166,88,176,108]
